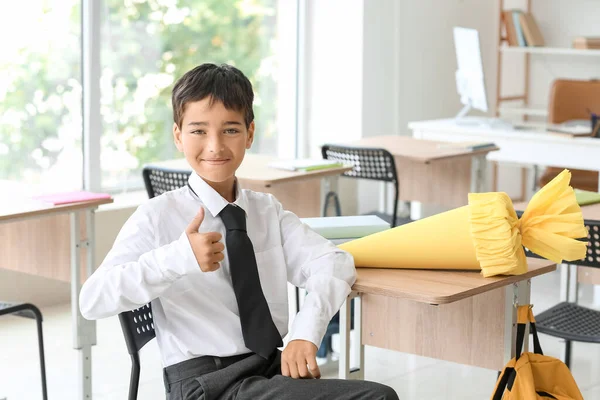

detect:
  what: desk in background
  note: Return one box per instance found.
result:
[152,153,353,218]
[0,195,113,400]
[338,258,557,379]
[409,119,600,199]
[340,136,498,219]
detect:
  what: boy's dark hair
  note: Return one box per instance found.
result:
[172,63,254,129]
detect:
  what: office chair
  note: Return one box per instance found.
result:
[142,165,192,198]
[321,144,402,227]
[539,79,600,192]
[0,302,48,400]
[517,212,600,369]
[118,304,155,400]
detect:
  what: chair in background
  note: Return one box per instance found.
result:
[118,304,155,400]
[142,165,191,198]
[0,302,48,400]
[539,79,600,192]
[518,212,600,369]
[321,144,403,227]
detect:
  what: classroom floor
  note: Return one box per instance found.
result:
[1,267,600,400]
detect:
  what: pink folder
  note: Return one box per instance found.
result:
[33,191,111,205]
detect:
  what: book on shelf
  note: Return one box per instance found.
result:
[519,12,545,47]
[502,10,544,47]
[32,190,112,206]
[268,159,344,172]
[573,37,600,50]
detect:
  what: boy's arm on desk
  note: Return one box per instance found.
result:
[276,198,356,348]
[79,204,199,320]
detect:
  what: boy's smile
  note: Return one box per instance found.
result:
[173,96,254,201]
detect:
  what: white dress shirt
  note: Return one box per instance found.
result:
[79,172,356,367]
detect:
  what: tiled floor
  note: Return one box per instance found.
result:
[1,267,600,399]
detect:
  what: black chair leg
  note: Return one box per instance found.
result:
[35,317,48,400]
[129,353,141,400]
[564,340,572,369]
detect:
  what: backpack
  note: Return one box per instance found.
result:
[491,305,584,400]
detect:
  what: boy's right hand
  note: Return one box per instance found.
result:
[185,207,224,272]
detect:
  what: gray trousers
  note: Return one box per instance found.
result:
[163,351,399,400]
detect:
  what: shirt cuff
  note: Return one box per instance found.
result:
[288,307,330,349]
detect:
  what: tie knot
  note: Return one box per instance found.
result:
[220,204,246,231]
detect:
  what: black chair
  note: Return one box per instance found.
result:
[517,212,600,369]
[118,304,155,400]
[142,165,192,198]
[321,144,402,227]
[0,302,48,400]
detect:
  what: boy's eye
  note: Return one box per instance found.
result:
[190,130,205,135]
[224,129,239,134]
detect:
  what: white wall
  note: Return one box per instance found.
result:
[303,0,499,215]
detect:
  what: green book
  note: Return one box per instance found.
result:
[575,189,600,206]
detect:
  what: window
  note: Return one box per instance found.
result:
[100,0,299,193]
[0,1,82,193]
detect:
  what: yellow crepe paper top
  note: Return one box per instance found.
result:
[339,169,588,277]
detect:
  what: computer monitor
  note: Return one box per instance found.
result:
[453,26,489,119]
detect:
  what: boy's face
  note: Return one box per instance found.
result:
[173,97,254,191]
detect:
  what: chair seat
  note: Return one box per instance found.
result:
[540,167,598,192]
[536,302,600,343]
[0,302,38,319]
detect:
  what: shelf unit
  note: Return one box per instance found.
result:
[500,46,600,56]
[495,0,600,119]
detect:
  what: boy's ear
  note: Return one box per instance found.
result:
[246,121,255,149]
[173,122,183,152]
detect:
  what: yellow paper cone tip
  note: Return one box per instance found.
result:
[339,169,587,278]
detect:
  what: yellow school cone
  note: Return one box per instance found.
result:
[339,169,588,277]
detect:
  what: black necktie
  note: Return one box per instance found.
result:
[219,204,282,358]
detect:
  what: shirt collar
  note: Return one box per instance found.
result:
[188,173,247,218]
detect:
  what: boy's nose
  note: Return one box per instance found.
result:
[208,137,224,153]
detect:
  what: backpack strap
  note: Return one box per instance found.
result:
[515,305,543,361]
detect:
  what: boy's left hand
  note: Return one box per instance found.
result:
[281,339,321,379]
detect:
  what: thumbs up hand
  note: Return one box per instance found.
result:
[185,207,224,272]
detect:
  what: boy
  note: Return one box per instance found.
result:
[80,63,398,400]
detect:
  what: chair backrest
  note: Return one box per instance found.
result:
[548,79,600,124]
[517,212,600,270]
[321,144,398,184]
[118,304,156,356]
[142,165,192,199]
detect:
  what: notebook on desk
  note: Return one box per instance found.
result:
[268,159,344,172]
[575,189,600,206]
[32,191,111,205]
[436,141,497,151]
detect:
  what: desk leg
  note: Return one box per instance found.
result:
[470,154,488,193]
[71,211,97,400]
[504,280,531,364]
[560,264,578,303]
[320,175,341,217]
[339,291,364,380]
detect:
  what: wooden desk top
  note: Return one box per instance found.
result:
[344,135,499,163]
[152,153,353,186]
[353,258,556,305]
[0,197,113,223]
[513,201,600,221]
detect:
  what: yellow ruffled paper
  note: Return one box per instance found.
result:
[469,169,587,277]
[339,169,588,277]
